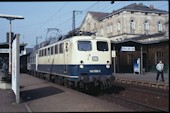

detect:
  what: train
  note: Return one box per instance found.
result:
[26,32,115,90]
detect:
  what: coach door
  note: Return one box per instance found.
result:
[64,41,69,73]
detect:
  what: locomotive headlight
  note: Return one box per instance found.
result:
[106,61,110,68]
[106,64,110,68]
[80,64,84,68]
[80,60,84,68]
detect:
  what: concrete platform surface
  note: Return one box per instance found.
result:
[20,73,131,112]
[114,72,169,83]
[0,89,28,112]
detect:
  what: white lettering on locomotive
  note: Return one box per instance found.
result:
[89,70,101,73]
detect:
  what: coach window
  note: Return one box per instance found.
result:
[59,43,64,53]
[51,46,53,55]
[43,49,44,56]
[39,51,41,57]
[78,41,92,51]
[48,48,50,55]
[39,50,41,57]
[44,49,47,56]
[41,50,42,57]
[97,41,108,51]
[55,45,58,54]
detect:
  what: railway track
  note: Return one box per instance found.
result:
[93,84,169,112]
[97,93,168,112]
[112,82,169,98]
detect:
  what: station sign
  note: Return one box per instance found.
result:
[121,46,135,51]
[12,34,20,103]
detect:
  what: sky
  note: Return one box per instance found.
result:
[0,1,169,48]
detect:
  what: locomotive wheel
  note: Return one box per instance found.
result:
[64,78,68,86]
[67,80,74,89]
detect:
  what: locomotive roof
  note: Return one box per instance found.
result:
[37,31,110,50]
[39,35,110,50]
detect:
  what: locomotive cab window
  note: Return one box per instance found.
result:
[97,41,108,51]
[78,41,92,51]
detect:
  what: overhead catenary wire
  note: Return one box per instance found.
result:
[1,2,168,46]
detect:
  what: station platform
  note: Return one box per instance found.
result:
[0,72,130,112]
[114,72,169,90]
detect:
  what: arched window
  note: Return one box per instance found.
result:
[130,19,135,34]
[144,20,149,31]
[130,19,135,30]
[107,23,113,34]
[144,20,149,34]
[158,21,163,32]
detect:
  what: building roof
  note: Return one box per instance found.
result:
[120,3,167,13]
[79,11,109,31]
[100,3,168,21]
[112,36,169,45]
[88,11,109,21]
[123,33,165,41]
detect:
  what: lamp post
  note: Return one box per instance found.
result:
[0,14,24,75]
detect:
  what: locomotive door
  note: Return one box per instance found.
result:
[36,52,38,71]
[64,42,69,73]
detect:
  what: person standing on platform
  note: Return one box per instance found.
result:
[156,60,165,82]
[1,60,8,80]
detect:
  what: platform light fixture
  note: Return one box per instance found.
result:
[0,14,24,75]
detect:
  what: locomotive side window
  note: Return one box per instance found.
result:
[97,41,108,51]
[59,43,64,53]
[78,41,92,51]
[55,45,58,54]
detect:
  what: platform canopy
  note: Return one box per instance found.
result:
[0,14,24,20]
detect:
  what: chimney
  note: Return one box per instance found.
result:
[149,4,154,9]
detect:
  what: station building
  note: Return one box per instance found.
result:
[111,33,169,74]
[79,3,169,74]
